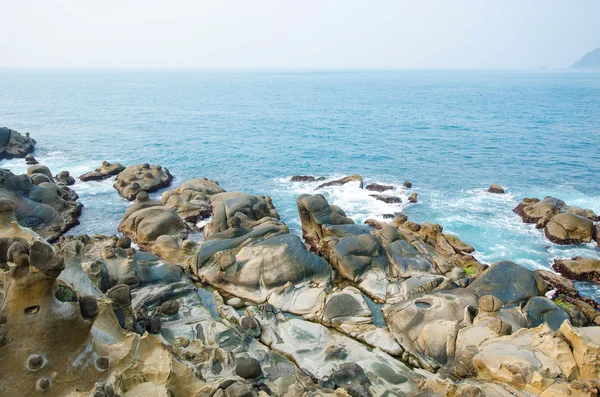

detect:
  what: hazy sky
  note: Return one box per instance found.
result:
[1,0,599,69]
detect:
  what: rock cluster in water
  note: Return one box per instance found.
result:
[1,130,600,396]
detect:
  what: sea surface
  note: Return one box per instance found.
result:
[1,69,599,300]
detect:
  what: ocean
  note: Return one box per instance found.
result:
[1,69,599,300]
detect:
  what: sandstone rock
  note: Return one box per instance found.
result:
[488,184,505,194]
[315,174,363,189]
[162,178,225,224]
[55,170,75,186]
[468,261,541,305]
[119,206,188,248]
[0,168,82,241]
[513,196,565,227]
[0,127,35,160]
[384,288,478,370]
[79,161,126,182]
[408,192,418,203]
[365,183,394,192]
[534,269,579,296]
[27,164,53,179]
[544,213,594,244]
[553,257,600,284]
[113,163,173,200]
[523,296,570,331]
[24,153,37,165]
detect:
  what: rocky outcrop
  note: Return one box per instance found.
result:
[113,163,173,200]
[316,174,363,189]
[162,178,225,225]
[408,192,418,202]
[54,170,75,186]
[544,212,594,244]
[0,127,36,160]
[119,205,188,249]
[79,161,126,181]
[488,184,505,194]
[553,257,600,284]
[514,197,567,227]
[468,261,541,305]
[0,166,82,241]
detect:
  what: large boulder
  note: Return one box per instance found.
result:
[162,178,225,224]
[365,183,394,192]
[113,163,173,200]
[523,297,570,331]
[0,167,82,241]
[513,197,566,227]
[79,161,126,181]
[468,261,541,305]
[0,127,36,160]
[553,257,600,284]
[119,206,188,248]
[544,212,594,244]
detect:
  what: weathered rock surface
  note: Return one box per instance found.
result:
[553,257,600,284]
[468,261,541,305]
[119,205,188,249]
[544,212,594,244]
[488,183,505,194]
[113,163,173,200]
[0,167,82,241]
[55,170,75,186]
[162,178,225,224]
[316,174,363,189]
[79,160,126,181]
[370,194,402,203]
[0,127,36,160]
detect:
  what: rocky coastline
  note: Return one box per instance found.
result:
[0,129,599,397]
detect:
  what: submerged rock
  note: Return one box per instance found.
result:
[370,194,402,203]
[0,127,36,160]
[365,183,394,192]
[291,175,325,182]
[315,174,363,189]
[113,163,173,200]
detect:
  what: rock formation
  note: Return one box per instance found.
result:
[0,127,36,160]
[79,161,126,182]
[113,163,173,200]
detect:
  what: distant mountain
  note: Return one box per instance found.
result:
[570,47,600,69]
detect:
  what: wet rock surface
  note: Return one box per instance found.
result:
[0,128,36,160]
[79,161,126,182]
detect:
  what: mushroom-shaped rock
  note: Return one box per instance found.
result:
[113,163,173,200]
[487,184,505,194]
[544,213,594,245]
[25,153,38,165]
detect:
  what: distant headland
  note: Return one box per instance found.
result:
[571,47,600,69]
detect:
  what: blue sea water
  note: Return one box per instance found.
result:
[1,69,599,300]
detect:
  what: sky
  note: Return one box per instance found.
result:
[1,0,599,70]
